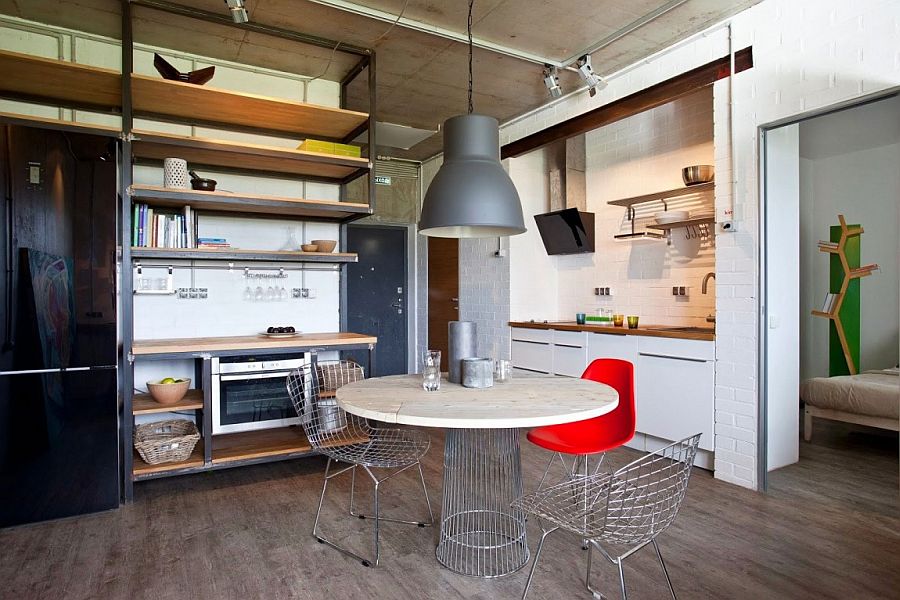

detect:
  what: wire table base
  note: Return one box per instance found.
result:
[436,428,530,578]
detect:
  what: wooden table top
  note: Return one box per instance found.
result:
[132,332,376,355]
[336,374,618,429]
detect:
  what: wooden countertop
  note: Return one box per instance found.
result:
[132,332,377,356]
[509,321,715,341]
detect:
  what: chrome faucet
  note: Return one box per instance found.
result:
[701,272,716,324]
[701,272,716,294]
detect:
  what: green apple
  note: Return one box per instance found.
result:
[160,377,177,384]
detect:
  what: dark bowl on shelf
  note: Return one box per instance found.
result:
[191,177,217,191]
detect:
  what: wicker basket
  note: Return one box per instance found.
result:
[134,419,200,465]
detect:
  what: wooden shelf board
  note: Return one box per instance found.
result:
[212,427,313,464]
[130,247,357,263]
[0,112,121,136]
[129,184,371,220]
[133,442,204,478]
[645,216,715,231]
[608,182,715,207]
[132,130,369,180]
[131,332,377,356]
[811,310,835,319]
[133,389,204,415]
[0,50,121,111]
[131,74,368,139]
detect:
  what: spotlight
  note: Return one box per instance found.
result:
[224,0,249,23]
[542,65,562,98]
[576,55,605,97]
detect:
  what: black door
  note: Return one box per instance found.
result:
[346,226,408,375]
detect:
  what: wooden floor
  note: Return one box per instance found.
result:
[1,420,897,600]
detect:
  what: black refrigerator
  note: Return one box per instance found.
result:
[0,124,120,527]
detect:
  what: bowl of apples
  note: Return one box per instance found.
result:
[146,377,191,405]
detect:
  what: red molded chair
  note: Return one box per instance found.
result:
[527,358,636,488]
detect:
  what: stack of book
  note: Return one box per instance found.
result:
[820,293,838,314]
[197,238,231,249]
[817,240,839,251]
[133,204,196,249]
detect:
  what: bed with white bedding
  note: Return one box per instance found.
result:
[799,368,899,440]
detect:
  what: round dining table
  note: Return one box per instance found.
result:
[336,373,618,578]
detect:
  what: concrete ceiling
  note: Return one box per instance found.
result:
[0,0,760,159]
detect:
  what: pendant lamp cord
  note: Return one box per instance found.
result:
[467,0,474,114]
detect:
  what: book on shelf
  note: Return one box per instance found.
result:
[820,293,837,314]
[131,203,198,249]
[817,240,838,249]
[850,263,879,275]
[197,237,231,249]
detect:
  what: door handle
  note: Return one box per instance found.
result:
[451,297,459,302]
[391,301,402,308]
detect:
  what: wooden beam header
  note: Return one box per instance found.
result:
[501,47,753,159]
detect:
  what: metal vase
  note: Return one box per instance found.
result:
[448,321,477,384]
[461,358,494,389]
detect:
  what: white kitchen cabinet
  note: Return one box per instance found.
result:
[511,327,552,373]
[551,330,587,377]
[635,337,715,452]
[586,332,639,364]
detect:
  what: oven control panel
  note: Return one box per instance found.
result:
[212,353,308,375]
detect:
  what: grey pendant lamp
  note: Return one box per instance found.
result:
[418,0,526,238]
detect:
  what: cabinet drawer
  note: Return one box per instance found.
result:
[552,344,587,377]
[511,340,551,373]
[510,327,552,344]
[637,336,714,361]
[587,332,638,363]
[636,352,714,451]
[552,330,587,348]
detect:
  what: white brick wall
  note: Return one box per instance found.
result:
[499,0,900,490]
[556,88,716,326]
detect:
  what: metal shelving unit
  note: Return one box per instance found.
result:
[117,0,377,500]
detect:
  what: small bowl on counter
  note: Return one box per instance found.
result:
[146,378,191,405]
[681,165,715,186]
[312,239,337,253]
[301,243,319,252]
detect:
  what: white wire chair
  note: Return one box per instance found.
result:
[286,360,434,567]
[513,434,701,599]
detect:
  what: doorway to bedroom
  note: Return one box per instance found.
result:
[761,93,899,506]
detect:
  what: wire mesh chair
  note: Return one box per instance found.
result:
[286,360,434,567]
[513,434,701,599]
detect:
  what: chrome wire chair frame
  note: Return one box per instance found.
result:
[286,361,435,568]
[514,434,701,599]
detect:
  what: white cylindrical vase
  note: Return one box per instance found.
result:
[163,158,190,189]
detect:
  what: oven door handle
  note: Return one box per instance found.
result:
[218,371,292,382]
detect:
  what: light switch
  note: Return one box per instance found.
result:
[769,315,780,329]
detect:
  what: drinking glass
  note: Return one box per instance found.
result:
[494,359,512,383]
[627,315,640,329]
[575,312,586,325]
[613,314,625,327]
[422,350,441,391]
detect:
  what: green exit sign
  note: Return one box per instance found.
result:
[374,175,392,185]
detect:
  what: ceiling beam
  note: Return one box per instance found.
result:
[500,46,753,160]
[303,0,559,67]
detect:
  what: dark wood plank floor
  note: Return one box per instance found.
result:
[1,420,897,600]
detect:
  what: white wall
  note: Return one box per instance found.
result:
[799,97,900,380]
[556,88,716,325]
[508,149,559,322]
[498,0,900,489]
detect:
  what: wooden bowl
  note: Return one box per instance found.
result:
[301,244,319,252]
[146,379,191,405]
[311,239,337,253]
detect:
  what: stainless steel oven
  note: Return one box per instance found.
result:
[211,353,308,434]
